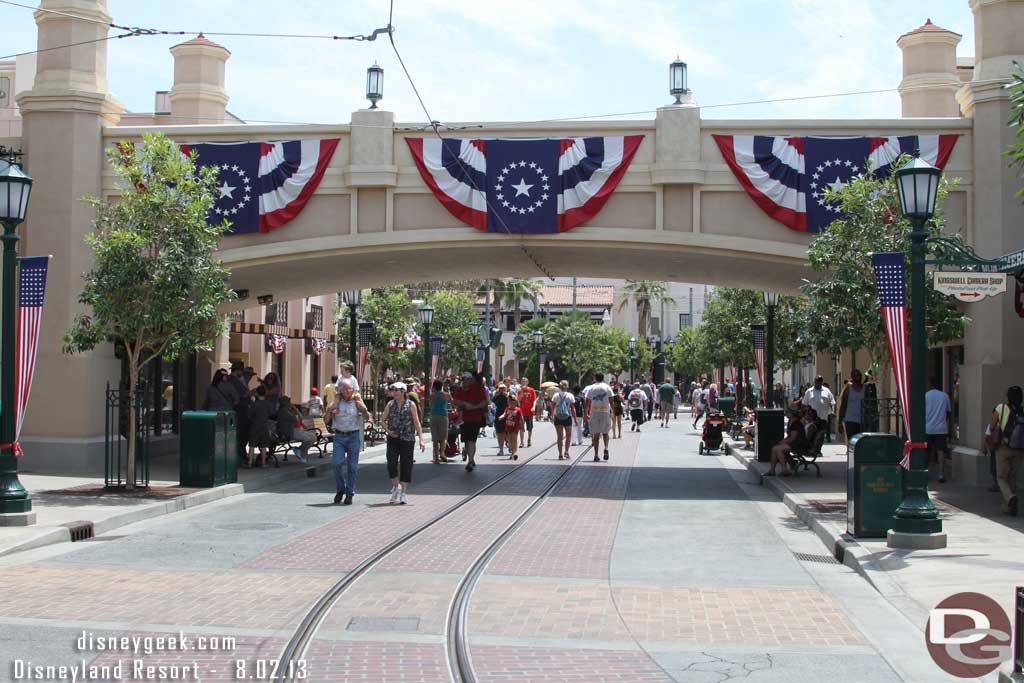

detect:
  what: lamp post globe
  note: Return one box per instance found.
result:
[342,289,361,366]
[418,303,434,391]
[890,156,944,546]
[366,63,383,109]
[533,329,544,350]
[0,158,34,516]
[669,57,689,105]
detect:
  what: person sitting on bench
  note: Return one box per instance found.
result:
[768,408,808,477]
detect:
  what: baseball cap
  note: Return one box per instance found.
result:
[310,387,318,395]
[461,371,473,380]
[390,381,408,392]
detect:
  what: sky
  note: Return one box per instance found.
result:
[1,0,976,124]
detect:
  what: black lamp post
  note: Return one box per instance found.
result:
[366,63,383,109]
[418,303,433,395]
[342,289,361,366]
[533,329,544,372]
[628,336,636,384]
[890,156,944,543]
[763,292,779,406]
[0,156,33,515]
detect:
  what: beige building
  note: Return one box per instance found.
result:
[3,2,1022,491]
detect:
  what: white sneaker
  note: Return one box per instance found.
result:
[389,486,400,504]
[399,492,408,505]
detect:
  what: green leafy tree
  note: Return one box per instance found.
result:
[618,280,675,338]
[63,133,234,488]
[1006,62,1024,201]
[668,326,711,379]
[514,317,653,384]
[424,290,479,374]
[359,286,415,387]
[802,158,968,383]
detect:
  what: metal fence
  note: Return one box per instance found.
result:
[104,381,151,488]
[862,397,904,439]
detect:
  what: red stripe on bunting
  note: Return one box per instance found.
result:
[558,135,644,233]
[405,138,488,230]
[259,138,339,233]
[712,135,808,233]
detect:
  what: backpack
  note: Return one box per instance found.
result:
[555,393,572,420]
[1008,407,1024,449]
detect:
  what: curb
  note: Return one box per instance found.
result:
[0,437,405,559]
[723,440,911,601]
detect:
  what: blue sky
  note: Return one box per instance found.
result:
[2,1,975,124]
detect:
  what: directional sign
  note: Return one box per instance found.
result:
[934,272,1007,301]
[999,248,1024,273]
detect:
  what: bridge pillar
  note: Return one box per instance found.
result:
[167,34,231,125]
[15,0,124,473]
[897,19,962,117]
[955,0,1024,448]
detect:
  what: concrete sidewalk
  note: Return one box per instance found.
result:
[0,436,411,558]
[724,437,1024,681]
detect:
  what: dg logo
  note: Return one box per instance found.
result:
[926,591,1016,677]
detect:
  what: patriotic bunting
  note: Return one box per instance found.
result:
[4,256,49,457]
[538,351,548,386]
[308,338,327,356]
[751,325,767,393]
[265,334,287,354]
[872,252,916,469]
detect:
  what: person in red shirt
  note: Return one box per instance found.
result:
[501,395,524,461]
[516,376,538,448]
[453,371,489,472]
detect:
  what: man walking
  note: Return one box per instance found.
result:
[585,373,614,461]
[659,379,675,428]
[453,371,489,472]
[627,384,647,432]
[517,377,537,448]
[641,379,655,423]
[925,377,952,483]
[692,381,709,429]
[325,378,370,505]
[801,376,836,441]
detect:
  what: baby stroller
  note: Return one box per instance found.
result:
[699,411,728,454]
[446,409,462,459]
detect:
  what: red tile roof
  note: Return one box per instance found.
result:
[174,33,230,52]
[898,18,960,41]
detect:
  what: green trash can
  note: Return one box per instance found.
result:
[847,433,904,538]
[718,396,737,423]
[180,411,238,487]
[754,408,785,463]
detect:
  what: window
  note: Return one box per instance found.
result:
[306,304,324,331]
[679,313,692,329]
[265,302,288,326]
[227,310,245,323]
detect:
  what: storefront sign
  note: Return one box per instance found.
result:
[933,272,1007,301]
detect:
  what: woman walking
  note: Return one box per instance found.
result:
[551,381,576,460]
[381,382,426,505]
[492,384,510,458]
[429,380,453,464]
[611,385,624,439]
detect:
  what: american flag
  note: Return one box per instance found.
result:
[476,346,486,374]
[751,324,766,394]
[357,322,373,386]
[713,367,721,387]
[538,351,548,386]
[12,256,49,450]
[872,252,914,469]
[265,333,286,354]
[429,336,442,385]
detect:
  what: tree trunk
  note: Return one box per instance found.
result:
[126,357,138,491]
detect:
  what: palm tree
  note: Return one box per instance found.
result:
[618,280,676,338]
[495,278,542,375]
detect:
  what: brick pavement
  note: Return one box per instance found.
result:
[471,645,673,683]
[0,567,336,630]
[317,572,460,635]
[87,635,285,683]
[487,434,639,579]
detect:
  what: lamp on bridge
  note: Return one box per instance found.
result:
[890,156,944,547]
[418,302,434,394]
[762,292,779,406]
[669,57,689,105]
[342,289,362,366]
[0,155,34,516]
[628,336,637,384]
[366,63,383,109]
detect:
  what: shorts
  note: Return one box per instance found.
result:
[461,422,482,442]
[660,401,673,415]
[524,415,534,431]
[630,408,645,424]
[554,416,573,427]
[430,414,448,443]
[589,411,611,435]
[495,419,507,434]
[927,434,948,459]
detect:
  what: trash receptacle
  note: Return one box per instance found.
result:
[717,396,737,423]
[754,408,785,463]
[180,411,238,487]
[847,433,903,538]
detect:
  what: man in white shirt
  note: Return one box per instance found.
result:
[801,376,835,436]
[925,378,952,483]
[584,374,614,462]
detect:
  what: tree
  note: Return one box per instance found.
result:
[494,278,542,375]
[668,326,711,379]
[802,158,968,378]
[63,132,234,489]
[424,290,479,374]
[358,286,415,388]
[1006,62,1024,201]
[618,280,675,338]
[512,317,653,385]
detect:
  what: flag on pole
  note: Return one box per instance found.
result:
[357,322,374,387]
[713,367,721,387]
[751,325,767,392]
[7,256,49,455]
[429,336,442,385]
[476,346,486,374]
[538,351,548,386]
[872,252,916,469]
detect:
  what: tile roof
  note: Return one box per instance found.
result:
[898,18,960,41]
[475,285,614,308]
[174,33,231,52]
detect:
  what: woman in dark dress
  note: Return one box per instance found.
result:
[492,384,510,458]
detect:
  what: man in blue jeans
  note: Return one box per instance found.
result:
[325,378,370,505]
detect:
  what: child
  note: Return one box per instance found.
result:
[501,396,524,461]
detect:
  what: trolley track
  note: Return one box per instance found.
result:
[271,438,573,682]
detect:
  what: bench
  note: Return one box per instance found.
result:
[364,421,388,447]
[786,427,827,478]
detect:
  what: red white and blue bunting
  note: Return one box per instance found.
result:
[265,333,287,354]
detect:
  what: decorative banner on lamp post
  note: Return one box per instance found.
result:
[751,324,766,391]
[429,336,442,385]
[357,322,373,386]
[538,351,548,386]
[476,346,486,374]
[10,256,50,454]
[933,272,1007,301]
[872,252,916,469]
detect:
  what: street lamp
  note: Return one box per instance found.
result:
[669,57,689,104]
[342,289,362,366]
[366,63,383,109]
[763,292,780,407]
[890,156,944,545]
[0,157,33,516]
[418,303,434,394]
[628,336,636,384]
[602,308,612,326]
